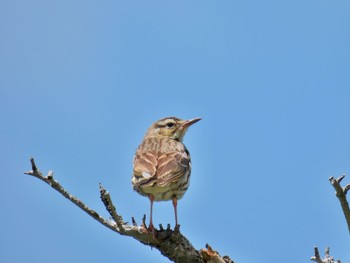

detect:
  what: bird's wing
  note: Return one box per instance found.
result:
[156,150,190,186]
[133,151,158,186]
[133,149,190,186]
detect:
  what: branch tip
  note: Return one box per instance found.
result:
[47,170,54,179]
[338,174,346,183]
[329,176,337,185]
[99,183,106,193]
[29,157,38,172]
[99,185,125,232]
[344,184,350,195]
[141,214,147,228]
[131,217,137,227]
[325,246,330,256]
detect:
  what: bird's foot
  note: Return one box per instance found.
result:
[147,223,157,238]
[147,222,154,232]
[174,224,180,233]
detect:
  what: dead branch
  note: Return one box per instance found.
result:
[310,247,341,263]
[329,175,350,234]
[24,157,234,263]
[309,175,350,263]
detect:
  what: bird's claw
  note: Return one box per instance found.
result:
[174,224,180,233]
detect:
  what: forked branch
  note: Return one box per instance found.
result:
[310,175,349,263]
[329,175,350,234]
[310,247,341,263]
[24,157,234,263]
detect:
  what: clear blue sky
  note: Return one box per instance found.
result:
[1,0,349,262]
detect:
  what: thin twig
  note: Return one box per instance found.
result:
[310,247,323,263]
[24,158,116,232]
[99,183,125,233]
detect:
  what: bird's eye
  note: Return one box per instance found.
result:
[166,122,175,128]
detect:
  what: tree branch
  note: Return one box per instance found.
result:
[24,157,234,263]
[329,175,350,234]
[310,247,341,263]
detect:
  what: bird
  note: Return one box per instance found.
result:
[132,116,201,231]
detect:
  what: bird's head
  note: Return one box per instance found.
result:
[145,117,201,141]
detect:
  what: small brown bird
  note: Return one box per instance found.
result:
[132,116,201,231]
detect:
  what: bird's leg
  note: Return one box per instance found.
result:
[148,194,155,231]
[172,196,178,228]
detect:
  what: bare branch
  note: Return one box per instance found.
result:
[99,183,126,233]
[310,247,341,263]
[24,158,234,263]
[329,175,350,234]
[25,158,115,232]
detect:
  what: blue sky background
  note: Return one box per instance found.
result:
[1,0,350,262]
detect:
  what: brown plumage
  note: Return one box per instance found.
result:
[132,116,201,230]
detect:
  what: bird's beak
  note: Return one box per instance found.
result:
[181,117,202,129]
